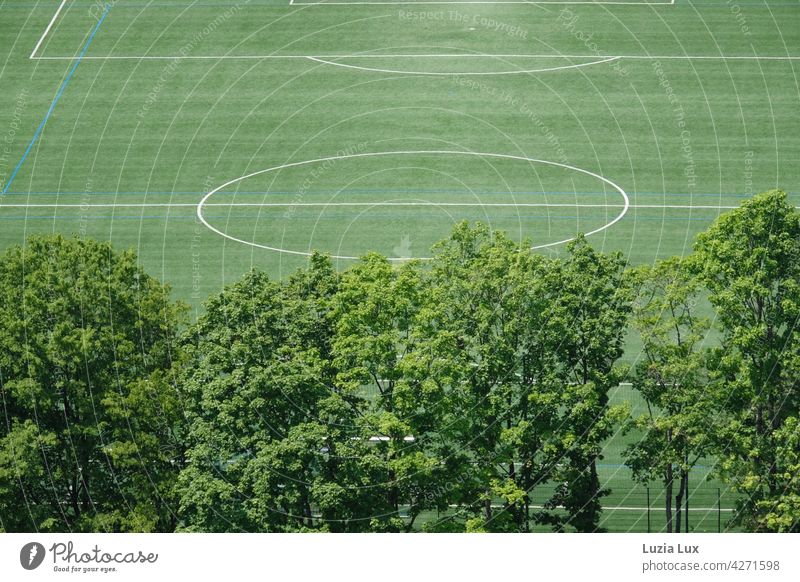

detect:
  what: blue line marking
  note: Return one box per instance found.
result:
[2,4,111,195]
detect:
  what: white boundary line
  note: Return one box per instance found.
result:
[0,203,763,210]
[195,150,629,261]
[30,53,800,61]
[449,504,733,512]
[305,54,620,75]
[291,1,674,5]
[30,0,68,59]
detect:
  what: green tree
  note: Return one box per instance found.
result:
[0,235,185,532]
[625,258,713,532]
[760,417,800,531]
[424,224,531,531]
[177,261,332,531]
[332,253,444,531]
[407,223,563,532]
[692,190,800,532]
[178,255,407,532]
[543,236,631,532]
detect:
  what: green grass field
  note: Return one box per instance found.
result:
[1,0,797,531]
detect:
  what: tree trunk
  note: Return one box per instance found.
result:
[675,470,688,533]
[589,458,600,528]
[665,463,674,534]
[388,469,399,514]
[523,498,530,533]
[665,428,673,533]
[302,491,313,528]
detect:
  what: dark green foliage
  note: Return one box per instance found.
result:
[692,190,800,532]
[3,191,799,533]
[541,236,632,532]
[0,235,185,532]
[624,257,713,533]
[174,225,635,532]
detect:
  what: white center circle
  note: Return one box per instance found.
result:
[196,150,630,261]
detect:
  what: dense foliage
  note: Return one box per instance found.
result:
[0,236,185,532]
[1,190,798,532]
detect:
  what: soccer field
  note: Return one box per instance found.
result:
[1,0,798,303]
[0,0,798,531]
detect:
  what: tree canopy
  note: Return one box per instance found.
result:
[1,189,798,533]
[0,235,185,532]
[692,190,800,532]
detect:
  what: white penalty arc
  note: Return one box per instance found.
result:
[305,55,621,76]
[196,150,630,261]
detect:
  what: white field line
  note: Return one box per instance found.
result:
[292,1,673,6]
[306,55,620,75]
[29,54,800,61]
[446,504,734,512]
[195,149,630,261]
[0,203,765,210]
[30,0,69,59]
